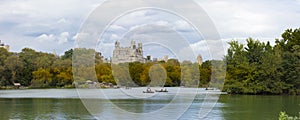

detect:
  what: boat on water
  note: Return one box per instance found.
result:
[205,87,214,90]
[143,87,154,93]
[155,88,168,92]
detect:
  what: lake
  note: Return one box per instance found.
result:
[0,88,299,120]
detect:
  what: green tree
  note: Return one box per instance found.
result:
[199,61,212,87]
[19,48,39,86]
[275,28,300,94]
[95,63,114,84]
[52,59,73,87]
[4,55,23,84]
[0,48,11,86]
[129,62,144,86]
[224,41,250,94]
[61,49,73,60]
[31,68,53,88]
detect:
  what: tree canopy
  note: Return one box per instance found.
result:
[0,28,300,95]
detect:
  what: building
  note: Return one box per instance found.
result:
[112,40,144,64]
[196,54,203,65]
[157,55,168,62]
[13,83,21,89]
[103,57,111,63]
[163,55,168,62]
[145,55,152,63]
[0,40,9,51]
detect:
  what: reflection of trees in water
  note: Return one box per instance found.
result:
[0,98,94,119]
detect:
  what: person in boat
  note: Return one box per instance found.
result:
[147,87,152,92]
[143,87,154,93]
[164,88,167,92]
[156,88,167,92]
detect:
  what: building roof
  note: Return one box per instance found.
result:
[13,83,21,86]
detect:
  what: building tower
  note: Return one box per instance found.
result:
[197,54,203,65]
[115,41,120,48]
[163,55,168,62]
[138,43,143,55]
[0,40,9,51]
[131,40,136,49]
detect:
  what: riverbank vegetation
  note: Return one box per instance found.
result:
[0,28,299,95]
[279,112,300,120]
[224,28,300,95]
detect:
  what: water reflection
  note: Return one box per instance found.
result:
[219,95,300,120]
[0,98,95,120]
[0,90,299,120]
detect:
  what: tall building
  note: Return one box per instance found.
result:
[112,40,144,64]
[163,55,168,62]
[0,40,9,51]
[197,54,203,65]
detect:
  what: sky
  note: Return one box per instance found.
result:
[0,0,300,61]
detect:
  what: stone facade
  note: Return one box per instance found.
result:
[112,40,144,64]
[197,54,203,65]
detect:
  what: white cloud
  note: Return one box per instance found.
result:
[109,25,127,32]
[36,34,55,42]
[1,0,300,59]
[58,32,70,44]
[109,34,121,40]
[190,39,227,60]
[195,0,300,39]
[57,18,69,24]
[231,10,271,33]
[96,42,115,57]
[0,0,103,54]
[190,40,209,53]
[173,20,192,32]
[155,20,169,26]
[35,32,69,45]
[116,10,159,27]
[72,32,90,41]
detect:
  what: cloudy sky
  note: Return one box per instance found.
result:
[0,0,300,60]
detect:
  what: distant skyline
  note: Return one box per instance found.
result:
[1,0,300,61]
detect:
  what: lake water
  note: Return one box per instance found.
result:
[0,88,299,120]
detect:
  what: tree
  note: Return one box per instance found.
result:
[72,48,98,84]
[61,49,73,60]
[0,48,11,86]
[95,63,114,84]
[0,48,10,65]
[199,61,212,87]
[52,59,73,87]
[223,29,300,94]
[275,28,300,94]
[4,55,23,84]
[19,48,39,86]
[148,64,167,87]
[181,62,199,87]
[224,41,250,94]
[129,62,144,86]
[31,68,53,88]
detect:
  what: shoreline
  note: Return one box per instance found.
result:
[1,87,299,96]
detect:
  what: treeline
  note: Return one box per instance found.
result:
[0,28,300,95]
[223,28,300,95]
[0,48,73,88]
[0,47,214,88]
